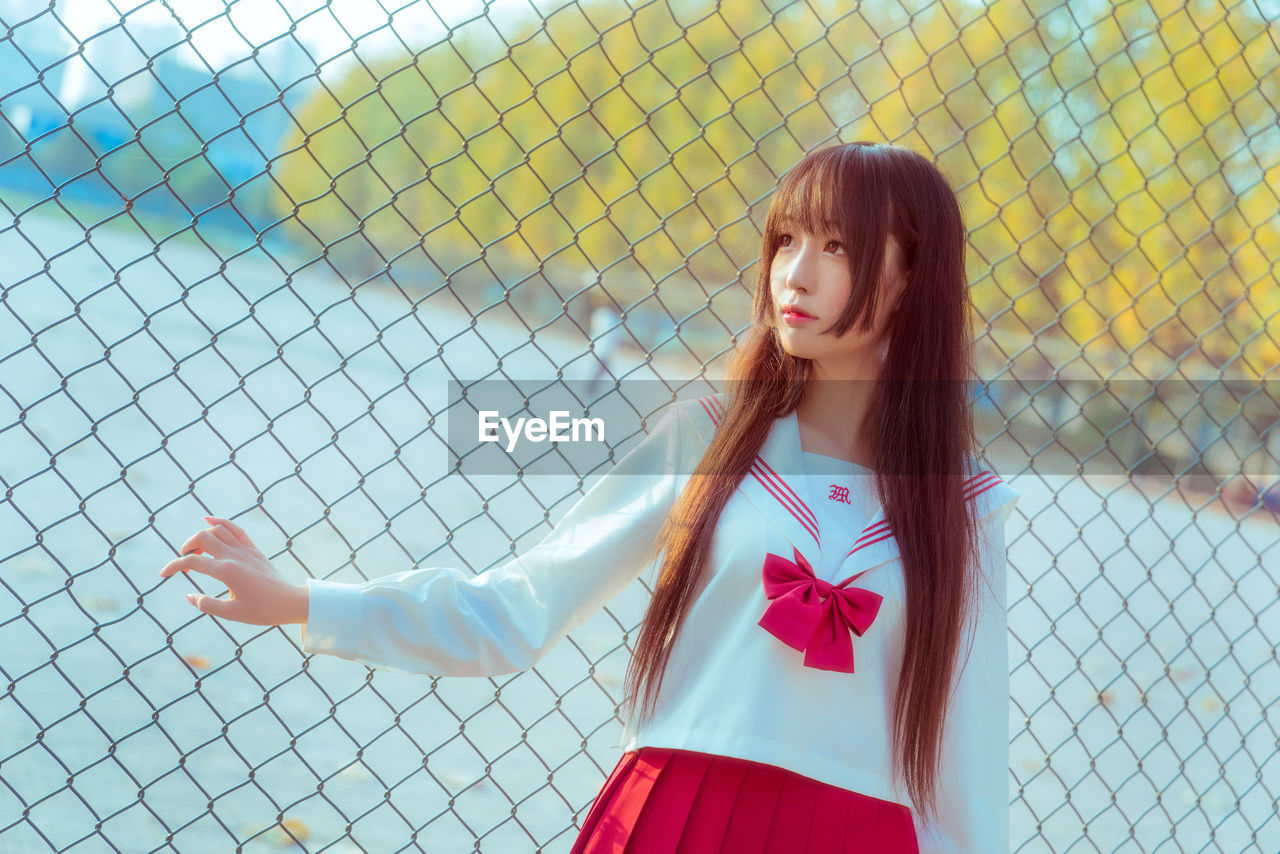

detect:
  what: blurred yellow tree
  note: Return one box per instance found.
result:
[270,0,1278,376]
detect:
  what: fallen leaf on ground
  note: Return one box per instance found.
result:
[267,817,310,847]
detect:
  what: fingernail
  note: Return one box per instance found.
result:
[186,594,195,604]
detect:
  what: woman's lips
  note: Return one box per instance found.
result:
[780,306,816,324]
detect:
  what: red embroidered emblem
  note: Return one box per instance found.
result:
[827,484,851,504]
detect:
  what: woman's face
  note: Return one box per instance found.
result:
[768,221,909,375]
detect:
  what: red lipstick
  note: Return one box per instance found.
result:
[780,305,816,324]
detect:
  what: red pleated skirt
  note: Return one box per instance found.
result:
[570,746,919,854]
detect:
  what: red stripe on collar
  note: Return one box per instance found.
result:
[752,458,820,545]
[846,470,1005,558]
[696,395,819,545]
[848,521,893,557]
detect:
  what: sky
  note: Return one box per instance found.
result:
[32,0,558,80]
[0,0,586,117]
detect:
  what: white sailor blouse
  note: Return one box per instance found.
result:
[300,393,1020,854]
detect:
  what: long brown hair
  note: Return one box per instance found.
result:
[621,142,983,824]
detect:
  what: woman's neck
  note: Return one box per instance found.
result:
[796,358,883,467]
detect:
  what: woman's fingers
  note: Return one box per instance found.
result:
[158,552,228,583]
[188,591,235,619]
[205,515,254,548]
[174,529,232,561]
[204,522,239,549]
[165,518,252,567]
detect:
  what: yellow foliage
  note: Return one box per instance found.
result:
[266,0,1277,376]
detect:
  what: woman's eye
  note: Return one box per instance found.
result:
[774,232,841,252]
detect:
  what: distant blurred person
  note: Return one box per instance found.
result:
[585,289,626,395]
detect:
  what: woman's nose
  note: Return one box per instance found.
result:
[784,250,817,292]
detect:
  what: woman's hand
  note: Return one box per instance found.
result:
[158,515,308,626]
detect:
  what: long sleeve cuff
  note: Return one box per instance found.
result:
[299,577,366,660]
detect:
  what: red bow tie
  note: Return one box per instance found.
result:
[758,546,884,673]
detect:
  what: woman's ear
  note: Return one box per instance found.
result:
[889,267,910,315]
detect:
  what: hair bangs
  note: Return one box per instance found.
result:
[765,153,844,239]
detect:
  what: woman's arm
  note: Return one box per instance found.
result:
[160,403,690,677]
[302,402,689,676]
[914,488,1019,854]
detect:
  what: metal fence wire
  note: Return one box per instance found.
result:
[1,0,1278,851]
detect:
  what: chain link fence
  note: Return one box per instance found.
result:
[1,0,1278,851]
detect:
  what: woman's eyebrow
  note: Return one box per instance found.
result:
[775,218,841,236]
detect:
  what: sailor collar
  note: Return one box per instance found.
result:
[690,394,1009,579]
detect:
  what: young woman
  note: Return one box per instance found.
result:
[159,141,1019,853]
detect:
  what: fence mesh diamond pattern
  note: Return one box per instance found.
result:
[1,0,1278,851]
